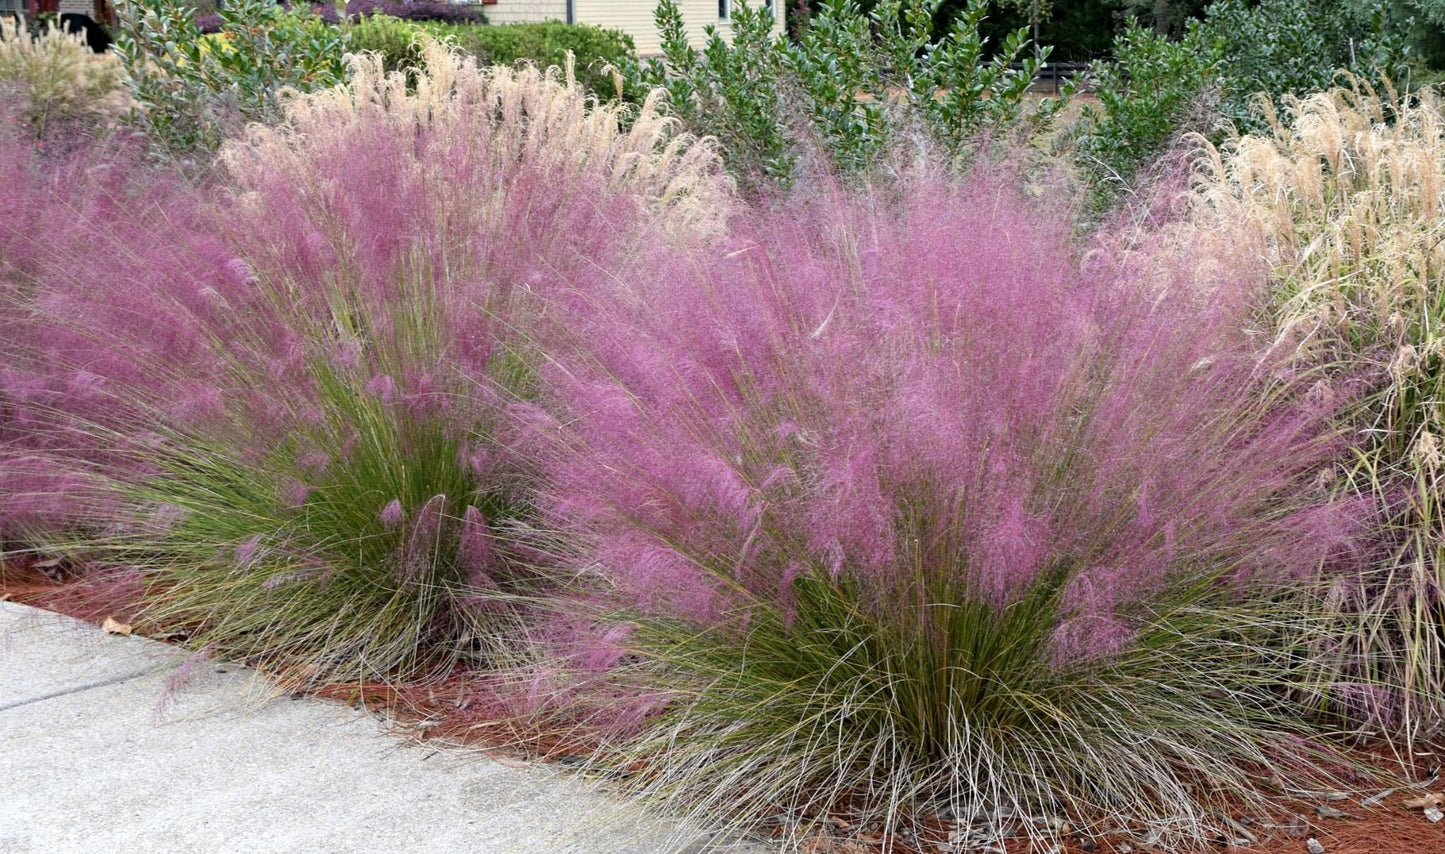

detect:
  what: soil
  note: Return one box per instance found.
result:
[5,560,1443,854]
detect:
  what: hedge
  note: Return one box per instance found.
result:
[348,17,635,97]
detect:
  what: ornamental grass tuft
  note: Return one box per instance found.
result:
[524,169,1374,848]
[0,15,130,143]
[1191,80,1445,736]
[0,41,728,687]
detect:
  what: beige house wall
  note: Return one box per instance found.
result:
[485,0,786,55]
[483,0,567,24]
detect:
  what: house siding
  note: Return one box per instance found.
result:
[486,0,785,55]
[484,0,568,24]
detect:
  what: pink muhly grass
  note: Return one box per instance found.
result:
[539,174,1357,642]
[0,49,698,683]
[458,506,498,588]
[0,134,226,537]
[526,169,1373,845]
[379,499,406,530]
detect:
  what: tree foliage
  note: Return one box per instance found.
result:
[626,0,1062,191]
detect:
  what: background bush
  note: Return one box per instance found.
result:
[197,1,487,33]
[624,0,1063,192]
[347,17,635,96]
[329,0,487,25]
[114,0,349,161]
[1076,0,1413,201]
[1075,20,1225,198]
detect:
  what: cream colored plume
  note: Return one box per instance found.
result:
[220,39,731,239]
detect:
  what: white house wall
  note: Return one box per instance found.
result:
[486,0,786,55]
[484,0,567,24]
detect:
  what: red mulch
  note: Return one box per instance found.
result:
[4,559,1443,854]
[0,554,146,626]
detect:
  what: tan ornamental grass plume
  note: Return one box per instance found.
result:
[1190,78,1445,737]
[220,38,732,241]
[0,15,130,139]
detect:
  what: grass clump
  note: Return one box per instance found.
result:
[527,171,1372,847]
[1191,80,1445,736]
[0,15,129,141]
[105,272,525,685]
[0,41,728,688]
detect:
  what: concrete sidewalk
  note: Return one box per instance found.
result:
[0,601,751,854]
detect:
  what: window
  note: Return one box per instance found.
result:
[721,0,775,22]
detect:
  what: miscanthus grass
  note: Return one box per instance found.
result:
[521,171,1376,849]
[1192,80,1445,737]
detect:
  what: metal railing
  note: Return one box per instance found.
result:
[1023,60,1091,95]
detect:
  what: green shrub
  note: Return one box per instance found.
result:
[347,17,635,96]
[447,20,634,96]
[1076,21,1225,197]
[1203,0,1410,130]
[114,0,349,161]
[1076,0,1413,201]
[635,0,795,189]
[624,0,1062,191]
[345,14,420,73]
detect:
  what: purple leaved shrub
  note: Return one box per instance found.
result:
[328,0,487,24]
[522,169,1372,844]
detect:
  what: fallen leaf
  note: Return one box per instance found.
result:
[1426,807,1444,823]
[1360,788,1395,807]
[101,616,132,636]
[1403,792,1444,810]
[32,558,62,569]
[1314,803,1351,819]
[1307,837,1326,854]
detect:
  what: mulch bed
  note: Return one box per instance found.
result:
[4,558,1443,854]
